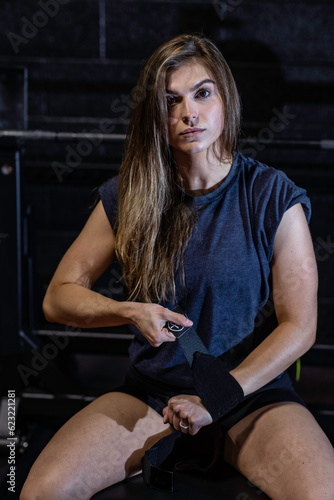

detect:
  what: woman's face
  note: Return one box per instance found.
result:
[166,60,224,157]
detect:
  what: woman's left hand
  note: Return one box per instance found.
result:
[162,395,213,436]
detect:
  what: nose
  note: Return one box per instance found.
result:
[182,112,198,125]
[181,99,198,125]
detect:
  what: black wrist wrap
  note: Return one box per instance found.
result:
[192,351,244,422]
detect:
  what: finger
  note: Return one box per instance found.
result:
[149,330,175,347]
[165,312,193,329]
[172,413,181,430]
[167,405,177,426]
[162,407,169,424]
[179,419,189,433]
[188,422,198,436]
[161,328,176,342]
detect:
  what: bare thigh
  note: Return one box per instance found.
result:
[20,392,174,500]
[224,402,334,500]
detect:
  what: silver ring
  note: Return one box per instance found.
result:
[179,423,189,430]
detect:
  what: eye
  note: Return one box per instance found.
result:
[196,88,211,99]
[166,95,176,106]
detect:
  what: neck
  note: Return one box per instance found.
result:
[173,148,233,196]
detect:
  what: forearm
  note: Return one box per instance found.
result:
[230,320,316,396]
[43,283,134,329]
[43,283,191,348]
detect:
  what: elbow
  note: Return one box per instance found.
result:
[307,324,317,350]
[300,319,317,355]
[308,308,318,348]
[42,290,57,323]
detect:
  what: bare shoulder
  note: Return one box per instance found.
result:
[272,202,314,260]
[272,203,318,332]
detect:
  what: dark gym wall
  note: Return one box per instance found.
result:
[0,0,333,137]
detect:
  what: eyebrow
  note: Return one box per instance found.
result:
[166,78,216,95]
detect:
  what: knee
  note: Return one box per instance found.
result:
[20,473,80,500]
[20,466,119,500]
[20,478,56,500]
[20,476,50,500]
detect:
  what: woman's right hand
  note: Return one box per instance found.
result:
[128,303,193,347]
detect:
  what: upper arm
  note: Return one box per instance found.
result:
[271,203,318,335]
[47,200,117,292]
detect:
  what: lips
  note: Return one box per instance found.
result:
[179,127,205,136]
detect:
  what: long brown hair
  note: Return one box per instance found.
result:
[115,34,241,303]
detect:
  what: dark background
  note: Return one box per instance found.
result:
[0,1,333,497]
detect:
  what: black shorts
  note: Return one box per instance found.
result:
[114,364,306,431]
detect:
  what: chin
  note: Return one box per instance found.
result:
[181,143,207,155]
[171,142,209,157]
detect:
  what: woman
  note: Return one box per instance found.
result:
[21,34,334,500]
